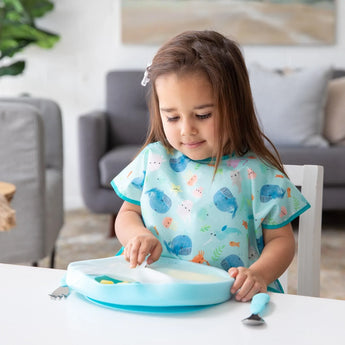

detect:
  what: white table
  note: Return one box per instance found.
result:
[1,263,344,345]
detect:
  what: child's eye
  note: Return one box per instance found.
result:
[197,113,212,120]
[166,116,179,122]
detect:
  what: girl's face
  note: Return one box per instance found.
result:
[155,71,218,161]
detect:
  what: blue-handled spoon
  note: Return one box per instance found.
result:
[242,293,270,326]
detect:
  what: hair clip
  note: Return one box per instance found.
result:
[141,62,151,86]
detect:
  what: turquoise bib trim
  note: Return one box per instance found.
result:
[111,180,140,206]
[262,203,310,229]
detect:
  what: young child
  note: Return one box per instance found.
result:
[111,30,310,302]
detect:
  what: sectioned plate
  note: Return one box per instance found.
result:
[66,256,234,307]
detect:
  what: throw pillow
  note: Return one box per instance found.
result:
[324,77,345,145]
[248,64,331,147]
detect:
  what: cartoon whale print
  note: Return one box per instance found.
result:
[164,235,192,256]
[169,155,191,172]
[131,170,146,190]
[203,225,241,246]
[221,254,244,271]
[260,184,285,203]
[221,225,241,236]
[213,187,238,218]
[215,225,241,239]
[145,188,172,213]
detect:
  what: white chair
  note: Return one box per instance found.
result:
[279,165,324,297]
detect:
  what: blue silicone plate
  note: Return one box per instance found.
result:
[66,256,234,307]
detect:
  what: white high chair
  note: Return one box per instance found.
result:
[279,165,324,297]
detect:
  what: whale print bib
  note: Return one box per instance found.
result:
[112,142,310,292]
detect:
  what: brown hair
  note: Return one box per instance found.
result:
[142,30,285,175]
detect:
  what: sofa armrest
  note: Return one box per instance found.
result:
[0,102,46,261]
[31,98,63,171]
[78,111,108,209]
[0,97,63,171]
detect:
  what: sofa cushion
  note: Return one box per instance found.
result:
[99,145,141,187]
[249,64,331,147]
[324,77,345,145]
[277,146,345,186]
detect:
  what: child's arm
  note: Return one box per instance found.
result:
[115,201,162,268]
[229,223,295,302]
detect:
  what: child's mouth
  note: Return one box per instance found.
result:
[183,141,205,149]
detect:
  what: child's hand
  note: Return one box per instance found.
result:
[228,267,267,302]
[124,234,162,268]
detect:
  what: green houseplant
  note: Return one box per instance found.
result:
[0,0,59,77]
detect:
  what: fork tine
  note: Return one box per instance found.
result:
[60,286,70,298]
[49,286,70,299]
[49,293,58,299]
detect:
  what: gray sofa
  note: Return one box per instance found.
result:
[78,69,345,221]
[79,72,148,218]
[0,97,64,266]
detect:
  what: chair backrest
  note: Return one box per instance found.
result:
[106,70,149,147]
[280,165,324,297]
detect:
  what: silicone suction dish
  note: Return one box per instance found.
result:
[66,256,234,307]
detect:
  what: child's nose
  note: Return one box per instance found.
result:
[181,118,196,136]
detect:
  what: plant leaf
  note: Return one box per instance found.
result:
[0,60,25,77]
[211,245,226,261]
[22,0,54,18]
[6,10,23,21]
[0,38,31,58]
[1,23,59,48]
[0,0,59,78]
[0,38,19,51]
[3,0,25,14]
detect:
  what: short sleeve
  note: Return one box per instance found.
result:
[110,147,148,206]
[252,170,310,230]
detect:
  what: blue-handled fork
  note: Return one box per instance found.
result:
[242,293,270,325]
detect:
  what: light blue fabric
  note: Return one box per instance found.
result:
[112,142,310,292]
